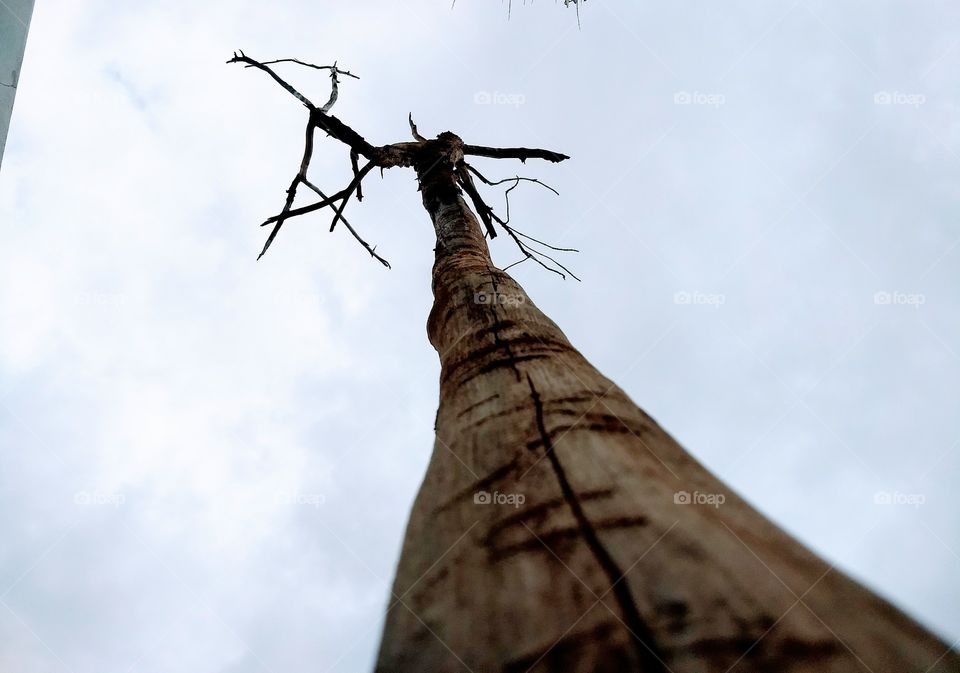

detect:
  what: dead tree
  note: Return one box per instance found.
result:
[229,52,959,673]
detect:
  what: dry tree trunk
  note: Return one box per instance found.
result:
[224,53,956,672]
[374,132,959,673]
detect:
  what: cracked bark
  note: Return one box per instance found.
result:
[527,372,668,673]
[374,132,959,673]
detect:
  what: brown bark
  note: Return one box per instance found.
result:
[374,133,959,673]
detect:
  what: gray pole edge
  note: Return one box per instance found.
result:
[0,0,36,171]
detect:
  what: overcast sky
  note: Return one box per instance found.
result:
[0,1,958,671]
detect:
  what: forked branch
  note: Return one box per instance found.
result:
[230,51,390,264]
[456,161,580,280]
[230,50,573,276]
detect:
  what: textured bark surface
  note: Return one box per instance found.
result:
[374,133,959,673]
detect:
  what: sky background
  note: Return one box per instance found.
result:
[1,1,958,671]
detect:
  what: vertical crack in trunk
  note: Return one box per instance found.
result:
[486,270,522,382]
[526,374,669,673]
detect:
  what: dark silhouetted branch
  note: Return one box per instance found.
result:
[465,164,559,196]
[457,161,579,280]
[230,49,572,277]
[256,119,318,259]
[464,144,570,163]
[455,163,497,240]
[310,108,380,162]
[230,51,391,263]
[349,150,364,201]
[302,177,391,268]
[320,61,350,113]
[260,187,352,226]
[228,50,315,109]
[259,58,359,79]
[228,51,379,161]
[408,114,427,143]
[330,161,375,232]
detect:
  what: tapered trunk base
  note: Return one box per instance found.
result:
[375,135,958,673]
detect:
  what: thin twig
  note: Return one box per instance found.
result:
[503,222,581,281]
[460,162,579,280]
[260,187,352,226]
[502,257,530,273]
[228,50,315,109]
[259,58,359,79]
[513,229,579,253]
[349,150,364,201]
[501,225,568,280]
[257,120,318,259]
[302,178,391,268]
[466,164,559,195]
[232,51,386,163]
[320,61,343,113]
[408,113,427,142]
[330,161,375,232]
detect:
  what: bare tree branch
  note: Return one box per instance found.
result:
[228,51,380,160]
[310,108,381,162]
[503,220,581,281]
[256,119,318,259]
[464,144,570,163]
[259,58,359,79]
[408,113,427,142]
[458,161,579,280]
[465,164,559,196]
[230,50,572,278]
[320,61,346,113]
[260,187,352,226]
[349,149,364,201]
[500,223,572,280]
[455,163,498,240]
[228,50,315,109]
[512,227,579,253]
[302,177,391,268]
[228,51,392,263]
[329,161,375,232]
